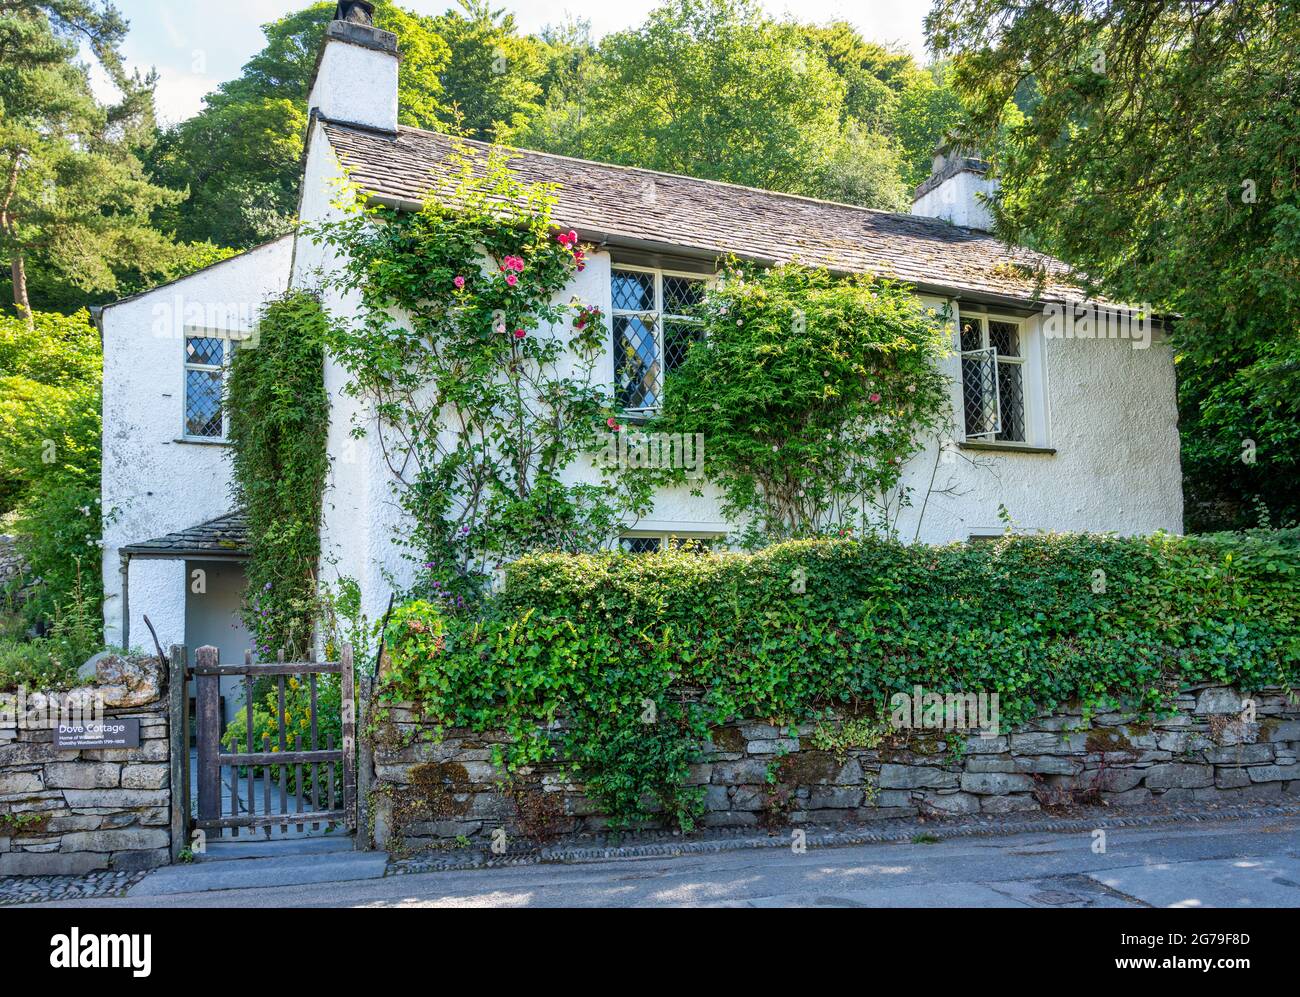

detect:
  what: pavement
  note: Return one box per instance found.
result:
[28,813,1300,908]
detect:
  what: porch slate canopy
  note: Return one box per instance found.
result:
[321,119,1099,310]
[122,511,249,559]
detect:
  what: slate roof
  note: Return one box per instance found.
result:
[321,120,1095,308]
[123,511,249,558]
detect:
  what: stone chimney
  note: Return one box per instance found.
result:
[307,1,400,134]
[910,143,999,231]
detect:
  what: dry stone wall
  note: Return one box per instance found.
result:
[0,656,172,875]
[369,684,1300,849]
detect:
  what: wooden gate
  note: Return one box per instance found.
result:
[192,645,355,839]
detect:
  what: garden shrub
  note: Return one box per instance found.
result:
[0,309,103,631]
[383,530,1300,830]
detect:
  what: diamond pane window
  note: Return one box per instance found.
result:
[185,368,224,438]
[184,334,231,439]
[620,536,662,554]
[988,320,1020,357]
[611,267,710,413]
[663,275,705,315]
[664,320,702,373]
[612,270,654,312]
[959,314,1027,443]
[996,362,1025,442]
[961,349,1000,438]
[614,314,660,410]
[186,336,223,366]
[620,533,723,554]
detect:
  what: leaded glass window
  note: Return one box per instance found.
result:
[184,335,231,438]
[612,267,708,414]
[959,315,1026,443]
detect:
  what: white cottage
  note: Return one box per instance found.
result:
[97,1,1182,666]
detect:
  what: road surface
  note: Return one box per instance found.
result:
[34,814,1300,908]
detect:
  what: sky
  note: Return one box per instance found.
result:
[96,0,936,124]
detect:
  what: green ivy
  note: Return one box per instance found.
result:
[382,530,1300,831]
[227,292,332,658]
[654,260,952,543]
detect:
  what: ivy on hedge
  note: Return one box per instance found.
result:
[227,292,332,658]
[383,530,1300,830]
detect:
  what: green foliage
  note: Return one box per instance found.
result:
[654,261,951,542]
[227,292,331,659]
[926,0,1300,530]
[521,0,917,210]
[0,309,102,628]
[311,138,651,596]
[0,0,183,314]
[147,0,512,248]
[383,530,1300,830]
[432,0,544,141]
[0,636,78,692]
[221,671,342,798]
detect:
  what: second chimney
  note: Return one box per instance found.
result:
[910,144,999,231]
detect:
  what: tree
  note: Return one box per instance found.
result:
[432,0,544,141]
[150,1,453,249]
[0,0,181,320]
[927,0,1300,530]
[521,0,908,209]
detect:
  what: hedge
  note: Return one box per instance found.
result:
[383,530,1300,829]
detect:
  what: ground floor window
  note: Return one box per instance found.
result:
[619,531,724,553]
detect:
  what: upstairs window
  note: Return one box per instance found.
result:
[612,267,707,414]
[959,315,1026,443]
[184,334,234,439]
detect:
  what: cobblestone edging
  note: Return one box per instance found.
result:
[0,868,148,905]
[371,684,1300,853]
[386,799,1300,875]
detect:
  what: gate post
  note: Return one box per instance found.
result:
[355,670,374,850]
[168,644,189,860]
[341,644,357,833]
[195,645,221,828]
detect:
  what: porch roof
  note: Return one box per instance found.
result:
[122,511,249,559]
[321,119,1105,312]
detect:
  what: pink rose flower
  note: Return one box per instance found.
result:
[869,393,881,403]
[453,275,465,289]
[505,273,518,287]
[513,328,526,339]
[606,417,619,430]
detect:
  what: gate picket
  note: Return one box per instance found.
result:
[191,644,354,838]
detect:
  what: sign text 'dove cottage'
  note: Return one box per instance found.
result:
[54,718,141,750]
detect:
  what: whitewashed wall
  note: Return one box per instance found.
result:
[99,237,294,650]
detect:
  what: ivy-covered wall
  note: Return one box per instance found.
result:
[377,531,1299,837]
[368,683,1300,850]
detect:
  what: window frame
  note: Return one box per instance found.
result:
[182,329,236,442]
[611,264,712,416]
[958,312,1029,444]
[618,530,725,553]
